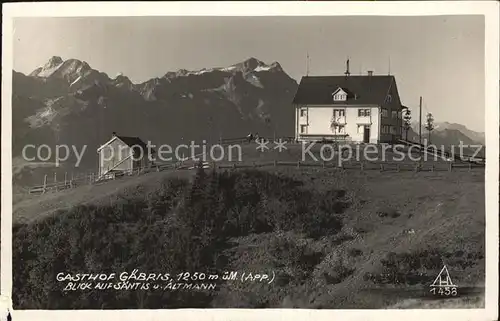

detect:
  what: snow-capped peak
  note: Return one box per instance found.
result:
[232,57,267,73]
[254,65,272,72]
[45,56,64,69]
[228,58,282,74]
[33,56,65,78]
[242,57,266,69]
[165,58,281,78]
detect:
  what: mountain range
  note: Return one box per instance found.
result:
[410,121,485,146]
[12,56,485,186]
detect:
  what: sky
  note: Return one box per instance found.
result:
[12,15,485,132]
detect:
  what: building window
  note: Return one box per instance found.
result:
[390,126,396,134]
[300,108,306,117]
[333,94,347,101]
[391,110,398,118]
[386,94,392,103]
[397,111,402,119]
[333,109,345,118]
[381,108,388,117]
[300,125,307,134]
[336,125,345,133]
[358,109,370,117]
[357,125,364,133]
[381,125,390,134]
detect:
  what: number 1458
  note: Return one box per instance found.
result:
[430,287,458,296]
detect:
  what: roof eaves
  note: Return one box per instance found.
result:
[97,136,120,152]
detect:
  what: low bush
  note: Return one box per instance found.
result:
[13,167,351,309]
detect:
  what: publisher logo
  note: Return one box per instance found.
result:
[429,265,458,297]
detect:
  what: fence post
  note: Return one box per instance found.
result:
[468,163,472,172]
[322,161,326,169]
[448,162,453,172]
[380,164,384,172]
[396,163,400,172]
[232,163,236,169]
[64,172,67,188]
[273,160,277,167]
[43,175,47,194]
[54,172,58,191]
[297,161,300,169]
[360,161,364,171]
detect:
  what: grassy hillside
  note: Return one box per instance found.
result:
[12,154,485,309]
[13,142,473,223]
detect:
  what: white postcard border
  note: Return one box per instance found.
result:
[1,2,499,321]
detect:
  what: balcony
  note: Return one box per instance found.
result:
[331,116,346,125]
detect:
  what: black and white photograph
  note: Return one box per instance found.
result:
[1,2,499,321]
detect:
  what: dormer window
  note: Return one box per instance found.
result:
[385,94,393,103]
[332,87,348,102]
[334,93,347,101]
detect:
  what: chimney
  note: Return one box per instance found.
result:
[367,70,373,76]
[344,59,351,77]
[112,132,117,137]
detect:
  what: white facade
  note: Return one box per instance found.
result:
[98,138,134,178]
[295,105,384,144]
[292,75,404,143]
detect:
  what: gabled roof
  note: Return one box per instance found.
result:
[117,135,148,149]
[97,135,155,153]
[292,75,397,105]
[332,87,346,96]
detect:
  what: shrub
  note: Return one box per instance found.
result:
[13,168,349,309]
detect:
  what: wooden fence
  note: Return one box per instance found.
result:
[26,137,484,195]
[219,136,296,145]
[27,156,483,195]
[214,159,483,172]
[25,137,293,195]
[397,139,485,165]
[26,156,209,195]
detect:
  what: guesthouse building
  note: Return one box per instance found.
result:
[293,64,405,144]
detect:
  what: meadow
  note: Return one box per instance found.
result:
[11,143,485,309]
